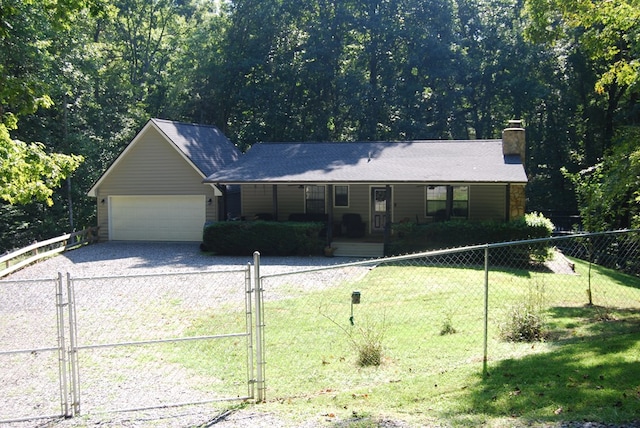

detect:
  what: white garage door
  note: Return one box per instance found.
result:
[109,195,206,241]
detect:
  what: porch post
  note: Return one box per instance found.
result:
[219,184,227,221]
[327,184,334,245]
[384,184,391,255]
[272,185,278,221]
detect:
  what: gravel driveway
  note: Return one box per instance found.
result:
[5,241,352,280]
[2,242,370,428]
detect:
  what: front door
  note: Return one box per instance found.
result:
[371,187,392,233]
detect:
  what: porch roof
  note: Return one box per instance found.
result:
[204,140,527,184]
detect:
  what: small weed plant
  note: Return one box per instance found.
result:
[500,303,546,342]
[500,279,548,342]
[322,308,386,367]
[353,320,385,367]
[439,312,457,336]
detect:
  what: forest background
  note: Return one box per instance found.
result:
[1,0,639,253]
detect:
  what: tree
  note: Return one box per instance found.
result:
[524,0,640,157]
[0,0,86,207]
[563,128,640,231]
[0,125,82,206]
[525,0,640,228]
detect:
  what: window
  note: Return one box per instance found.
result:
[426,185,469,220]
[305,185,325,213]
[452,186,469,218]
[334,185,349,207]
[426,185,448,219]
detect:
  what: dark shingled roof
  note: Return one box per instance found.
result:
[151,118,240,176]
[204,140,527,184]
[88,119,241,197]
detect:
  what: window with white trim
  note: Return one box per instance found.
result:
[451,186,469,218]
[426,185,469,220]
[334,185,349,207]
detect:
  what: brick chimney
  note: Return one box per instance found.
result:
[502,119,525,165]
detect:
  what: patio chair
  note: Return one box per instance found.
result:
[342,213,366,238]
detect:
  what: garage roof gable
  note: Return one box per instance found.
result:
[88,119,240,197]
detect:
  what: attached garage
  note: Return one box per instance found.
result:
[88,119,240,242]
[109,195,206,241]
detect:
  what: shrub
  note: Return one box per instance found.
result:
[388,213,555,264]
[202,221,325,256]
[356,337,383,367]
[352,318,385,367]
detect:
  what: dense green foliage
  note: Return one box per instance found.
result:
[563,127,640,231]
[524,0,640,230]
[0,0,87,208]
[389,212,554,257]
[1,0,638,252]
[202,221,325,256]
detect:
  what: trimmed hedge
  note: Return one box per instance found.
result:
[388,213,555,260]
[202,221,325,256]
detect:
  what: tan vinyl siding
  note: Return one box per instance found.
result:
[346,184,370,214]
[393,185,425,222]
[98,128,206,193]
[242,184,374,222]
[242,184,330,220]
[241,184,275,219]
[469,185,507,221]
[96,199,109,241]
[391,184,507,223]
[278,185,306,218]
[93,127,217,241]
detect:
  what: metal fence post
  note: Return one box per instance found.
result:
[56,272,70,417]
[66,273,80,416]
[245,262,255,400]
[483,245,489,376]
[253,251,266,402]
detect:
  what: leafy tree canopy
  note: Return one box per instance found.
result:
[563,127,640,231]
[524,0,640,96]
[0,125,83,206]
[0,0,92,206]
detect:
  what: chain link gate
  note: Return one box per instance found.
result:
[0,275,69,423]
[65,267,255,415]
[1,265,260,423]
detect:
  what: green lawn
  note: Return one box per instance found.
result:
[176,257,640,427]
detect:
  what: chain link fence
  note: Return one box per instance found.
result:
[0,267,254,424]
[1,230,639,423]
[258,230,640,402]
[0,276,66,423]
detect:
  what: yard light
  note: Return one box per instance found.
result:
[350,291,361,325]
[351,291,361,304]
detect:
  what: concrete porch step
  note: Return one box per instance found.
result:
[330,241,384,258]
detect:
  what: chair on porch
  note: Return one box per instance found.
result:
[342,213,366,238]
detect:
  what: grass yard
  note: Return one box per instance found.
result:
[176,256,640,427]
